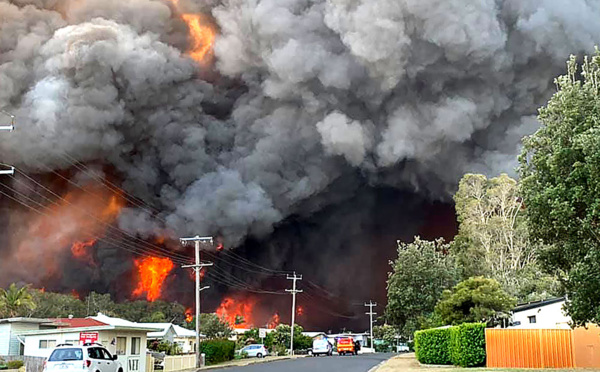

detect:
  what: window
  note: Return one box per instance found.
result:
[131,337,141,355]
[88,347,104,359]
[528,315,537,324]
[49,348,83,361]
[116,337,127,355]
[101,349,114,360]
[39,340,56,349]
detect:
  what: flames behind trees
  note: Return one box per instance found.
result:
[216,294,281,329]
[132,256,175,302]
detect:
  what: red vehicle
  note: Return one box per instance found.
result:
[336,337,356,356]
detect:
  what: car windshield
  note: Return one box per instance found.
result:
[49,348,84,361]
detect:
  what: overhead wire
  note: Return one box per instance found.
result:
[2,172,191,264]
[12,168,191,262]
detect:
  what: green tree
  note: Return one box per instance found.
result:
[519,51,600,326]
[30,290,86,318]
[271,324,311,351]
[452,173,557,300]
[385,237,459,337]
[0,284,36,317]
[435,277,516,326]
[188,313,232,339]
[141,311,167,323]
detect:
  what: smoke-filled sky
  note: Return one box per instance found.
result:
[0,0,599,326]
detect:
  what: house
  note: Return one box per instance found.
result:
[302,332,328,340]
[511,297,570,329]
[146,323,200,353]
[0,318,56,356]
[17,313,160,372]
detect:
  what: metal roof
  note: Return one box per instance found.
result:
[513,297,565,313]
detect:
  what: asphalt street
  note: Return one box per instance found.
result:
[214,353,395,372]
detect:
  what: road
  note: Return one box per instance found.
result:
[215,353,394,372]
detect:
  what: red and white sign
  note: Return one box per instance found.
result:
[79,332,99,344]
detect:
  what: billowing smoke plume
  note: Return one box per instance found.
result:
[0,0,599,321]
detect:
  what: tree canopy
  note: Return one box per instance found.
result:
[519,52,600,326]
[435,277,516,326]
[452,173,557,300]
[385,237,459,337]
[0,284,36,318]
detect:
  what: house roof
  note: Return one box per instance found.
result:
[0,318,54,324]
[303,332,328,338]
[145,323,200,338]
[90,313,161,331]
[513,297,565,313]
[52,318,108,328]
[173,325,196,338]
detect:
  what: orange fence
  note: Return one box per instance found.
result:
[486,326,600,368]
[486,329,573,368]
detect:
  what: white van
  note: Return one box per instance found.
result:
[311,339,332,356]
[43,344,123,372]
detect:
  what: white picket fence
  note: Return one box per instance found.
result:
[145,354,196,372]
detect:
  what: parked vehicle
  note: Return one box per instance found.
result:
[397,343,410,352]
[238,344,268,358]
[311,339,332,356]
[336,338,356,356]
[43,343,123,372]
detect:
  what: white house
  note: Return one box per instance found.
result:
[0,318,56,356]
[511,297,570,329]
[18,313,159,372]
[146,323,199,353]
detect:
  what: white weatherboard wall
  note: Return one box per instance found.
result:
[0,323,10,355]
[512,300,570,329]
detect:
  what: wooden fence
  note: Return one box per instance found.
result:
[1,355,46,372]
[486,326,600,368]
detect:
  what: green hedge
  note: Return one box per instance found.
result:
[415,323,486,367]
[450,323,486,367]
[199,339,236,365]
[415,328,452,365]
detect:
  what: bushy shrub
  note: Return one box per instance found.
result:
[449,323,486,367]
[199,339,235,365]
[6,361,23,370]
[414,328,451,365]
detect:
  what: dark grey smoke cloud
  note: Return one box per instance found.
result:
[1,0,598,249]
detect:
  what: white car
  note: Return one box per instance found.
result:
[311,339,332,356]
[239,344,268,358]
[44,344,123,372]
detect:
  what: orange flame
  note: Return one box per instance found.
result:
[185,308,193,323]
[168,0,215,63]
[2,183,125,284]
[71,289,80,299]
[267,313,280,329]
[216,296,257,329]
[132,256,175,301]
[71,238,97,266]
[297,306,304,316]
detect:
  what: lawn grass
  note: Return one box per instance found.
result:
[376,354,600,372]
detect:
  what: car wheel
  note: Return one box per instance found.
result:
[257,353,263,358]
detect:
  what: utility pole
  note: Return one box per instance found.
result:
[285,272,302,356]
[180,236,214,368]
[0,110,14,175]
[365,301,377,349]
